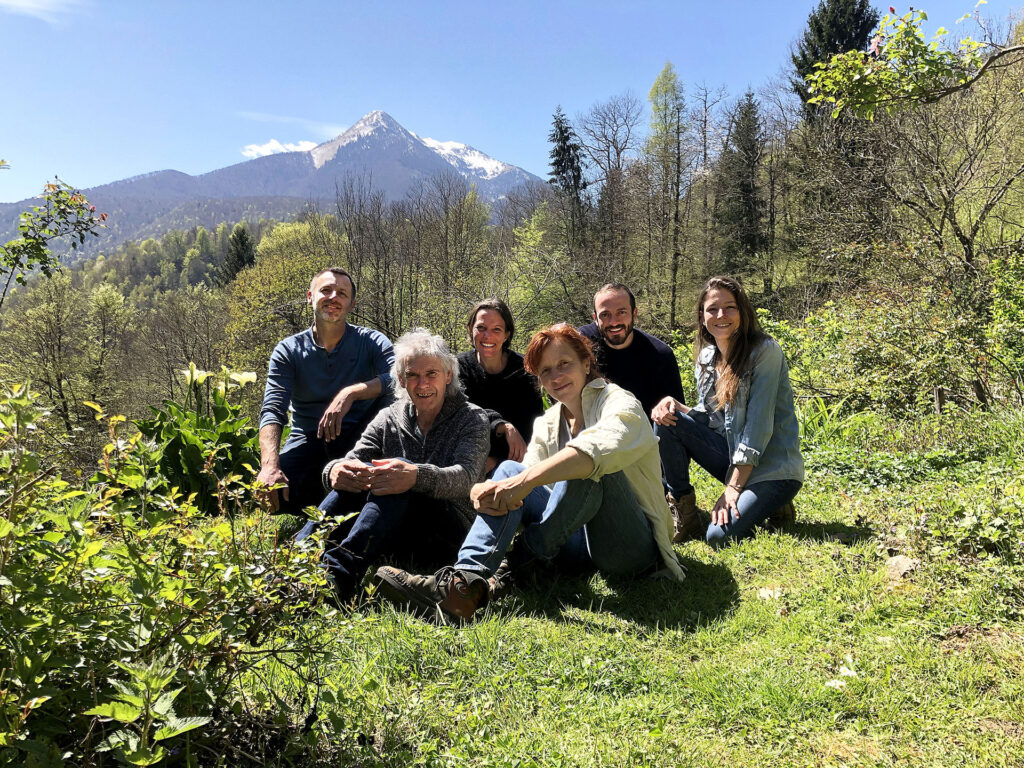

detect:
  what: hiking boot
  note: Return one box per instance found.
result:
[768,500,796,529]
[488,557,514,601]
[668,491,704,543]
[373,565,489,622]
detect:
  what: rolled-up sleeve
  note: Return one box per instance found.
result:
[567,387,657,481]
[370,332,395,391]
[259,342,294,429]
[413,407,489,500]
[733,341,784,466]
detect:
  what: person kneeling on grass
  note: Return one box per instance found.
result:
[374,323,684,622]
[295,328,489,604]
[650,276,804,546]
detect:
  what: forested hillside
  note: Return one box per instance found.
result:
[1,5,1023,767]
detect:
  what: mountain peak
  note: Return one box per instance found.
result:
[311,110,410,168]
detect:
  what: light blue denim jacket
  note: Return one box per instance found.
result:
[688,339,804,485]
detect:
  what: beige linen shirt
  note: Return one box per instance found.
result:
[524,379,685,581]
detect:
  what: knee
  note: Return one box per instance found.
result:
[493,460,526,480]
[705,524,730,548]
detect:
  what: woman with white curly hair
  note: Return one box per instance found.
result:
[298,328,490,604]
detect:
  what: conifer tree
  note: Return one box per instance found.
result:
[791,0,879,109]
[214,222,256,287]
[715,91,764,275]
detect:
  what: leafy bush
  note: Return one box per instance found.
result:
[115,364,260,517]
[0,383,338,767]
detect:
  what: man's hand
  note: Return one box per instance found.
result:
[329,459,374,493]
[651,396,688,426]
[318,386,356,442]
[256,465,289,512]
[367,459,417,496]
[498,423,527,462]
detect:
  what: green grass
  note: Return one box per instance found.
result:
[245,411,1024,767]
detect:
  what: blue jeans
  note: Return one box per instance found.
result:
[314,489,465,600]
[456,460,660,578]
[655,412,802,546]
[275,427,363,517]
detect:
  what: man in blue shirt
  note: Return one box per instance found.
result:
[257,267,395,516]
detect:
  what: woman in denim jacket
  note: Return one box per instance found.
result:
[651,276,804,545]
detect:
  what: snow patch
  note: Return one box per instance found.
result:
[420,137,511,179]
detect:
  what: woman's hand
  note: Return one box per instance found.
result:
[471,474,530,515]
[499,423,527,462]
[711,484,742,527]
[651,396,688,426]
[329,459,373,492]
[368,459,417,495]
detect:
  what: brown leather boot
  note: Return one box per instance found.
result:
[374,565,488,622]
[668,491,704,543]
[768,500,796,529]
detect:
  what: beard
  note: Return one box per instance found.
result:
[600,320,634,346]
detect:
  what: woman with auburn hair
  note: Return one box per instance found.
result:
[374,323,684,622]
[650,276,804,546]
[457,298,544,473]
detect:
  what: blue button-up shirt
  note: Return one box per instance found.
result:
[259,324,395,439]
[688,339,805,485]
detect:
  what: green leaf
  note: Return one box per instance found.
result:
[123,743,167,766]
[154,715,211,741]
[84,701,144,723]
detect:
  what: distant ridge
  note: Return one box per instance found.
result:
[0,111,541,259]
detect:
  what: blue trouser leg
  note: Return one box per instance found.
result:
[277,426,363,517]
[706,479,803,547]
[293,488,364,543]
[323,491,416,599]
[654,412,730,498]
[456,460,659,578]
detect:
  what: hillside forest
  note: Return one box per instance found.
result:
[1,4,1024,767]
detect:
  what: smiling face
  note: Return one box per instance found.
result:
[702,287,740,348]
[307,271,355,327]
[400,355,451,420]
[470,308,510,365]
[535,338,591,408]
[593,289,637,349]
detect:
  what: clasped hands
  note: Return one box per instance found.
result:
[470,475,530,516]
[329,458,418,495]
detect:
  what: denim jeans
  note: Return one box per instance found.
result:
[275,427,362,517]
[655,411,802,546]
[456,460,660,578]
[309,488,465,600]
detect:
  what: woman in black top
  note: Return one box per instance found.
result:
[457,298,545,473]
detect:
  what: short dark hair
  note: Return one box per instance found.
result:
[467,297,516,351]
[594,282,636,312]
[312,266,356,298]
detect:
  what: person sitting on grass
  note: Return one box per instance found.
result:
[457,297,545,475]
[650,276,804,546]
[296,328,489,604]
[374,323,684,622]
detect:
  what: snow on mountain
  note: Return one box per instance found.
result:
[418,137,511,180]
[311,110,409,168]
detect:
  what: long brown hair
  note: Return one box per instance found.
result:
[694,276,765,409]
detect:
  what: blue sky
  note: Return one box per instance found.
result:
[0,0,1016,203]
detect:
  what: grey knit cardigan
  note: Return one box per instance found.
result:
[321,390,490,529]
